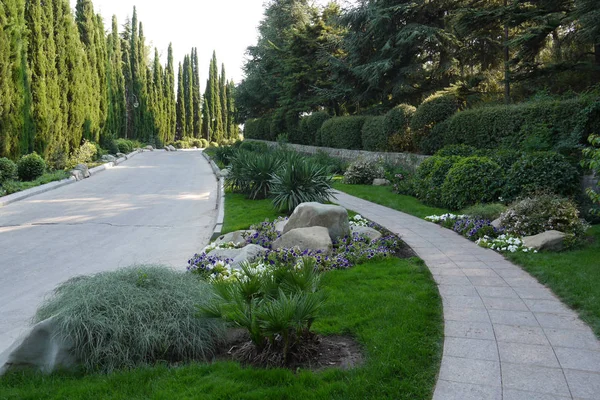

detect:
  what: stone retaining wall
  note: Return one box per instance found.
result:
[248,140,429,171]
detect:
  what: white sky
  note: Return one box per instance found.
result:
[68,0,354,86]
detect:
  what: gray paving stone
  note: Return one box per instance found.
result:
[564,369,600,399]
[536,312,590,331]
[455,260,491,269]
[502,363,571,396]
[503,389,571,400]
[523,299,573,315]
[443,295,486,310]
[435,275,473,286]
[476,286,520,299]
[498,342,560,368]
[444,307,491,323]
[494,324,550,345]
[544,329,600,351]
[439,356,501,387]
[462,268,500,277]
[468,276,509,287]
[445,320,496,340]
[443,337,499,361]
[512,286,557,300]
[438,284,479,297]
[489,310,540,327]
[554,347,600,373]
[482,297,529,311]
[430,268,466,276]
[494,268,531,279]
[433,380,501,400]
[503,276,545,288]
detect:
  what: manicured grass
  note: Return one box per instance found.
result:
[507,225,600,337]
[333,182,449,219]
[1,171,70,196]
[0,257,443,399]
[222,192,285,233]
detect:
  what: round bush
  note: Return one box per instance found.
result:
[115,139,134,154]
[17,152,45,181]
[505,151,580,199]
[411,93,461,154]
[209,141,219,148]
[361,116,386,151]
[320,116,366,150]
[476,148,523,173]
[500,194,588,238]
[435,144,477,158]
[441,157,504,210]
[414,156,462,206]
[299,111,330,145]
[0,157,17,183]
[199,138,209,148]
[343,158,385,184]
[34,266,225,372]
[384,104,416,136]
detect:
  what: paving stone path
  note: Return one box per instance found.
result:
[334,190,600,400]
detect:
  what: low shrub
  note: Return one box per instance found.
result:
[105,139,120,155]
[476,148,523,173]
[65,141,98,170]
[361,116,387,151]
[582,134,600,214]
[385,104,417,152]
[238,140,270,153]
[500,194,588,242]
[199,138,209,148]
[213,146,236,166]
[17,153,45,181]
[270,158,334,213]
[435,144,477,158]
[411,93,462,154]
[414,156,462,206]
[173,140,190,149]
[226,150,283,199]
[441,157,504,210]
[244,116,273,141]
[505,151,580,199]
[115,139,134,154]
[461,203,507,221]
[319,116,366,150]
[298,111,330,145]
[309,150,347,175]
[0,157,17,183]
[34,266,225,372]
[209,141,219,148]
[343,158,385,184]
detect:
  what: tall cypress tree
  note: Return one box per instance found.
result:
[176,62,186,138]
[164,43,176,143]
[183,54,193,137]
[208,51,223,142]
[94,13,108,142]
[106,15,126,139]
[219,63,228,140]
[201,78,210,140]
[227,80,239,140]
[191,48,201,137]
[120,17,133,139]
[151,48,165,144]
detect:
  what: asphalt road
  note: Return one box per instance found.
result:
[0,150,218,354]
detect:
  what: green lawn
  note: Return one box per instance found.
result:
[1,171,70,197]
[1,193,443,399]
[332,182,449,219]
[507,225,600,337]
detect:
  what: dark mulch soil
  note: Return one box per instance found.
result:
[214,329,363,371]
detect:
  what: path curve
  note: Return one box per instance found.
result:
[334,190,600,400]
[0,150,218,355]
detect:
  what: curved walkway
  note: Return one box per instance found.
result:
[334,190,600,400]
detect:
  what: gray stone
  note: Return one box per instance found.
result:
[70,169,84,181]
[145,145,154,151]
[73,164,90,179]
[283,202,350,241]
[351,225,382,241]
[209,244,267,268]
[273,226,333,255]
[372,178,391,186]
[274,219,287,233]
[522,230,566,252]
[213,230,255,246]
[167,145,177,152]
[164,146,170,151]
[491,218,502,229]
[0,316,76,376]
[116,152,127,158]
[219,169,229,178]
[101,154,117,163]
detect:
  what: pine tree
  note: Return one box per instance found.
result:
[183,54,193,137]
[176,62,186,139]
[164,43,176,142]
[219,63,228,139]
[191,48,201,137]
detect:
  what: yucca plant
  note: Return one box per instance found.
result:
[199,258,325,365]
[270,157,334,213]
[225,150,282,199]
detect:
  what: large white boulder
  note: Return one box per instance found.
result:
[145,145,154,151]
[372,178,391,186]
[273,226,333,255]
[0,316,76,376]
[210,244,267,268]
[73,164,90,179]
[101,155,117,163]
[522,230,566,252]
[351,225,382,241]
[283,203,350,241]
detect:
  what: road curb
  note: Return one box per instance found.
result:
[201,151,225,241]
[0,149,144,208]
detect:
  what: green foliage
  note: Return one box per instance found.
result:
[244,117,273,141]
[411,93,462,154]
[34,266,225,372]
[16,152,45,181]
[361,116,386,151]
[270,157,334,213]
[0,170,69,196]
[582,135,600,213]
[238,140,269,153]
[298,111,330,145]
[414,156,462,206]
[476,148,523,173]
[115,139,135,154]
[65,141,98,170]
[505,152,580,199]
[308,150,347,175]
[435,144,477,158]
[199,138,209,148]
[209,141,219,148]
[385,104,416,152]
[343,158,385,184]
[461,203,507,221]
[0,157,17,183]
[441,157,504,210]
[320,116,366,149]
[226,150,282,199]
[500,194,588,240]
[200,258,325,365]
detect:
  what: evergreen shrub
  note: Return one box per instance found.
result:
[461,203,507,221]
[385,104,416,152]
[505,152,580,199]
[411,93,462,154]
[34,266,225,372]
[476,148,523,173]
[441,157,505,210]
[435,144,477,158]
[298,111,330,145]
[66,141,98,170]
[414,156,462,206]
[0,157,17,183]
[244,117,272,141]
[319,116,366,149]
[361,116,386,151]
[209,142,219,148]
[17,153,45,181]
[115,139,134,154]
[343,158,385,184]
[199,139,209,148]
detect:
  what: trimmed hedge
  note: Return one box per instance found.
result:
[244,116,273,141]
[414,155,462,207]
[411,93,462,154]
[320,116,367,149]
[361,116,386,151]
[298,111,331,145]
[385,104,416,152]
[439,98,599,152]
[0,157,17,183]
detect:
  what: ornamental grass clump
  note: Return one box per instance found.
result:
[34,266,226,373]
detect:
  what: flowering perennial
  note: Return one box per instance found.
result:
[476,235,536,253]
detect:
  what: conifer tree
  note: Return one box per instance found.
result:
[176,62,186,138]
[106,15,126,139]
[201,78,210,140]
[164,43,176,142]
[219,63,228,139]
[207,51,223,142]
[227,80,239,139]
[151,48,165,144]
[183,54,193,137]
[191,48,201,137]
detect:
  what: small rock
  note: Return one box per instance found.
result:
[116,152,127,158]
[101,155,117,163]
[273,226,333,255]
[164,146,170,152]
[522,230,566,252]
[351,225,382,241]
[70,170,84,181]
[219,169,229,178]
[372,178,391,186]
[283,203,350,241]
[491,218,502,229]
[145,145,154,151]
[0,316,77,376]
[274,219,287,233]
[168,145,177,152]
[73,164,90,179]
[214,230,256,246]
[210,244,267,268]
